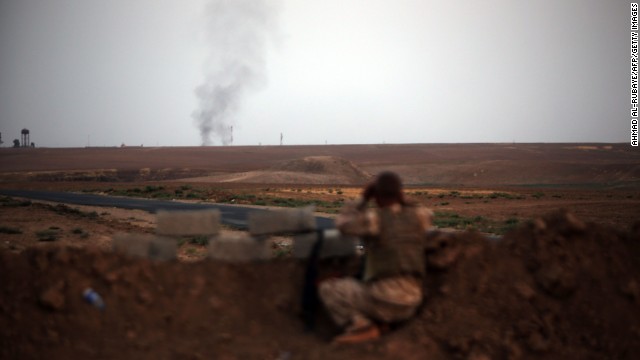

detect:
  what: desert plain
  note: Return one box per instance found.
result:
[0,143,639,359]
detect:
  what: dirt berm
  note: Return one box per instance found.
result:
[1,211,639,359]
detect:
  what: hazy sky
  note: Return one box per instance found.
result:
[0,0,630,147]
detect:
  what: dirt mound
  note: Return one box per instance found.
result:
[187,156,372,185]
[272,156,367,175]
[1,212,639,359]
[268,156,371,183]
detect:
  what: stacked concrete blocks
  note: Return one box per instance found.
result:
[113,206,356,262]
[156,209,221,236]
[248,206,317,236]
[113,209,222,261]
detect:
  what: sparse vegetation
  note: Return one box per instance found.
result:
[100,185,210,201]
[179,235,210,247]
[218,193,344,213]
[71,227,90,239]
[503,218,520,232]
[36,229,60,241]
[433,211,523,235]
[488,192,525,200]
[433,212,475,229]
[0,226,22,234]
[271,241,293,258]
[505,218,519,225]
[532,192,545,199]
[52,204,98,219]
[0,197,32,207]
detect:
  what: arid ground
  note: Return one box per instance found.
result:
[0,143,639,359]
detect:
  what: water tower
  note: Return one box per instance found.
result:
[21,129,30,147]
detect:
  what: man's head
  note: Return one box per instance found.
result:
[364,171,404,207]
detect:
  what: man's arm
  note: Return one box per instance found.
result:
[415,206,434,232]
[335,197,378,236]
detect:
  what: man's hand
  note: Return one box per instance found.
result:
[358,182,376,210]
[362,182,376,201]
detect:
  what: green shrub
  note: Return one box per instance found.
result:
[0,197,32,207]
[505,218,519,225]
[532,192,545,199]
[36,229,60,241]
[144,185,164,193]
[178,236,210,246]
[0,226,22,234]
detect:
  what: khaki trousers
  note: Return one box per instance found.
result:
[318,275,423,328]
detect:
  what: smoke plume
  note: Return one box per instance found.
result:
[193,0,277,146]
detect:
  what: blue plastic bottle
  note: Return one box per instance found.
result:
[83,288,105,311]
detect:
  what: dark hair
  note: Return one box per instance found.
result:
[374,171,405,205]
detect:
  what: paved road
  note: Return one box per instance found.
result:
[0,189,335,230]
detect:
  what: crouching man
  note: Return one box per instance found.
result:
[319,171,433,344]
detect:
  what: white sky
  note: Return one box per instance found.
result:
[0,0,630,147]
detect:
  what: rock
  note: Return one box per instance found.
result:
[564,213,586,231]
[468,352,492,360]
[53,248,71,265]
[209,295,224,310]
[426,233,461,270]
[535,264,576,299]
[136,289,152,304]
[526,331,551,353]
[46,328,60,344]
[514,282,536,300]
[532,218,546,231]
[217,332,233,343]
[38,281,66,311]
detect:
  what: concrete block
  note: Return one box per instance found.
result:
[156,209,220,236]
[249,206,316,236]
[148,236,177,261]
[112,234,177,260]
[293,229,357,259]
[208,233,270,262]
